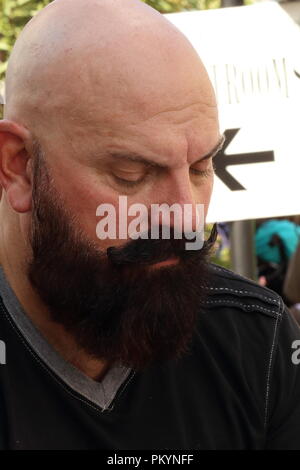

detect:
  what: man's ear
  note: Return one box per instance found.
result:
[0,120,33,213]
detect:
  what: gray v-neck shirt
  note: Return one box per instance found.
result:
[0,266,131,410]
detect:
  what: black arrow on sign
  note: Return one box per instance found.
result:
[214,128,275,191]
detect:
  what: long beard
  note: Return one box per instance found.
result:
[28,152,216,370]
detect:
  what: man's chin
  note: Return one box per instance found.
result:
[62,258,212,370]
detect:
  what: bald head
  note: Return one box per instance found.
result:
[4,0,216,144]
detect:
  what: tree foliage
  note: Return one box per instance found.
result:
[142,0,220,14]
[0,0,49,78]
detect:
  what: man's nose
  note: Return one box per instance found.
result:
[153,170,203,235]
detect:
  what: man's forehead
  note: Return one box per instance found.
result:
[76,104,221,172]
[97,135,225,168]
[45,68,218,160]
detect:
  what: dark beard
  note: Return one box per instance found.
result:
[27,149,216,370]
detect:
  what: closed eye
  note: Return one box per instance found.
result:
[112,173,149,188]
[190,167,214,178]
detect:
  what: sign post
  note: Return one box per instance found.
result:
[230,220,257,279]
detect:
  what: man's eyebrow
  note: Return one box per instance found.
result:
[105,135,226,168]
[193,134,226,164]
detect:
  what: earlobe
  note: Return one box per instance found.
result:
[0,120,32,213]
[6,180,32,213]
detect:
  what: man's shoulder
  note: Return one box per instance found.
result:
[191,264,300,449]
[202,263,283,322]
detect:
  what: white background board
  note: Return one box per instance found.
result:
[166,2,300,222]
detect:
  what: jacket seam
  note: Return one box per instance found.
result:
[202,299,280,316]
[263,298,284,430]
[200,286,280,305]
[210,265,280,297]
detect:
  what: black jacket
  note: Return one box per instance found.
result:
[0,263,299,450]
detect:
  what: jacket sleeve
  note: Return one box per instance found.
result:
[265,305,300,449]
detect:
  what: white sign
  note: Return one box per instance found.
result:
[166,2,300,222]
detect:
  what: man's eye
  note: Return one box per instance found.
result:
[112,174,145,187]
[190,167,214,178]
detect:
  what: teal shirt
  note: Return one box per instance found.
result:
[255,220,300,264]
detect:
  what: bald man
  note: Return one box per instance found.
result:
[0,0,300,450]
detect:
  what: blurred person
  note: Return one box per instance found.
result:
[284,242,300,317]
[0,0,300,450]
[255,219,300,303]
